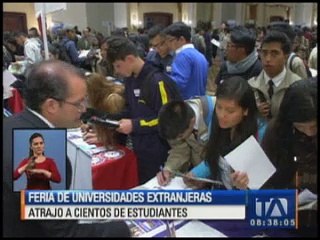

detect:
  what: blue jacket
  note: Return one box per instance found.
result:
[171,47,208,100]
[62,37,86,66]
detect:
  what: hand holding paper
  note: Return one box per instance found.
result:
[224,135,276,189]
[211,38,221,48]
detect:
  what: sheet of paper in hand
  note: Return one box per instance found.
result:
[224,135,276,189]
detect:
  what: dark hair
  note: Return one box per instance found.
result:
[204,76,258,179]
[158,100,195,140]
[163,22,191,42]
[111,28,125,37]
[14,32,28,38]
[23,60,86,113]
[262,78,317,168]
[148,24,166,40]
[106,36,139,63]
[261,30,292,55]
[230,26,256,55]
[268,22,296,44]
[28,27,40,37]
[99,37,110,48]
[48,43,60,56]
[29,132,44,157]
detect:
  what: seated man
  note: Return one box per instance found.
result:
[156,95,215,185]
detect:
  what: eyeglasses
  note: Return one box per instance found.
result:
[166,36,177,42]
[152,40,166,49]
[259,49,281,58]
[53,96,88,112]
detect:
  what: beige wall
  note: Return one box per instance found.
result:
[3,3,316,34]
[3,3,38,31]
[86,3,115,36]
[50,3,87,30]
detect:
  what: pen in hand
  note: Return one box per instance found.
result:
[160,165,165,180]
[157,165,171,186]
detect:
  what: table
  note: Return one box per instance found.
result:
[7,88,24,114]
[91,145,139,190]
[67,129,139,190]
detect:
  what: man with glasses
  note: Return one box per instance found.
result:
[215,25,262,86]
[146,24,175,74]
[163,22,208,100]
[3,60,131,237]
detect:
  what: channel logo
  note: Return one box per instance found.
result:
[247,190,296,228]
[255,197,288,217]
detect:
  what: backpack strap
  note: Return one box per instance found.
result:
[288,53,312,77]
[199,95,215,127]
[206,95,214,127]
[288,53,297,72]
[198,95,215,138]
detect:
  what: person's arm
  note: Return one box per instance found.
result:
[157,139,192,186]
[165,139,192,172]
[28,158,61,182]
[130,73,177,135]
[190,160,211,178]
[47,158,61,183]
[180,161,211,189]
[13,158,31,180]
[66,41,86,65]
[230,171,249,189]
[170,53,192,95]
[24,44,38,65]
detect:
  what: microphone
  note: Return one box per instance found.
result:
[80,108,108,123]
[89,116,120,129]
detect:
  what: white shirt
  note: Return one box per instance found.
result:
[175,43,194,55]
[24,38,43,65]
[27,107,55,128]
[263,67,286,87]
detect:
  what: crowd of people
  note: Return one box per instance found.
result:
[3,19,317,237]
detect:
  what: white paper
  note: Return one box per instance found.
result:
[142,176,190,190]
[3,70,17,99]
[8,61,27,75]
[224,135,276,189]
[298,188,317,206]
[309,68,317,77]
[298,200,317,211]
[78,50,90,58]
[211,38,221,48]
[67,130,98,154]
[175,220,227,237]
